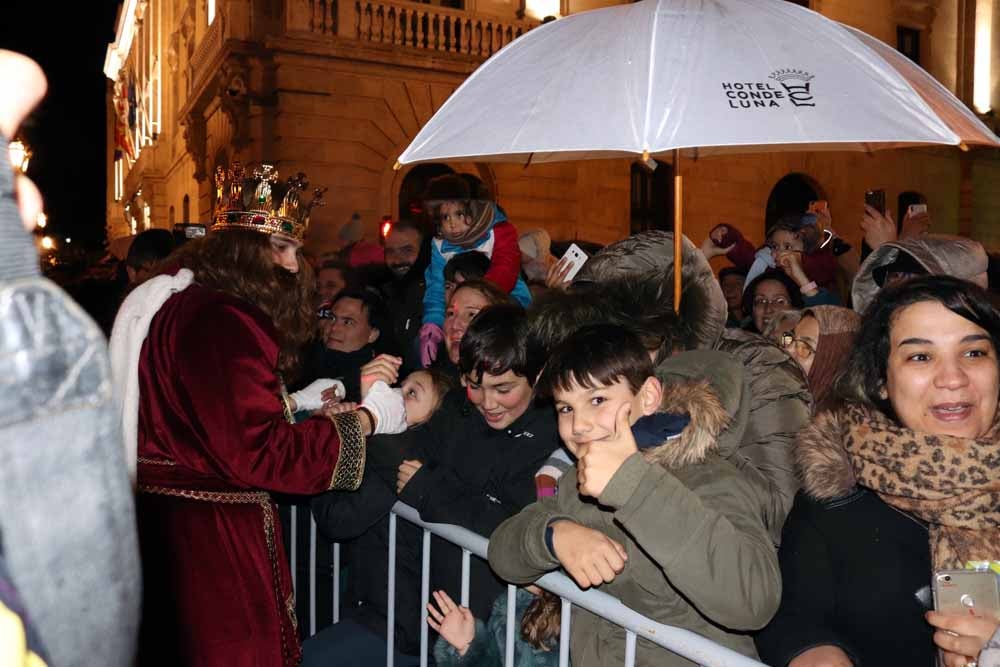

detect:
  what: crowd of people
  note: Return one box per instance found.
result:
[3,48,1000,667]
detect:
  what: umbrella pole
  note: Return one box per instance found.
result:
[673,149,682,313]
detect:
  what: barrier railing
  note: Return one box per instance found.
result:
[287,501,769,667]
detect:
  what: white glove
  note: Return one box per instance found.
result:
[361,381,408,435]
[289,378,345,412]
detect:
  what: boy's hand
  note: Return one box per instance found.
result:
[426,590,475,656]
[397,459,423,494]
[550,520,627,589]
[576,403,638,498]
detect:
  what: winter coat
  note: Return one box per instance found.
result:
[755,409,935,666]
[313,391,560,650]
[575,231,810,543]
[433,588,559,667]
[852,234,988,314]
[488,351,781,667]
[380,271,426,374]
[423,206,532,327]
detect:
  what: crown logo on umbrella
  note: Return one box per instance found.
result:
[211,162,327,241]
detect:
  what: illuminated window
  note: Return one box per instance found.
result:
[208,0,216,24]
[974,0,993,113]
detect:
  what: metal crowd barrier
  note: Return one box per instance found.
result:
[287,501,769,667]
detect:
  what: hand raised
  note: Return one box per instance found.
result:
[576,403,638,498]
[550,520,627,589]
[426,590,475,656]
[544,257,573,289]
[360,354,402,399]
[860,204,896,251]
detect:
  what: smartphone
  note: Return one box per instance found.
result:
[864,189,886,216]
[908,203,928,216]
[932,570,1000,616]
[560,243,589,282]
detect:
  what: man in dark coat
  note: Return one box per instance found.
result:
[380,219,429,374]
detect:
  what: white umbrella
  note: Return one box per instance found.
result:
[396,0,1000,301]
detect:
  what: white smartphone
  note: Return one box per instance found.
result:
[560,243,589,282]
[932,570,1000,616]
[908,203,928,216]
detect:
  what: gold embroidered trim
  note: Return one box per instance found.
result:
[137,456,176,466]
[137,485,269,504]
[328,411,366,491]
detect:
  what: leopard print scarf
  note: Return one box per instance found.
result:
[842,402,1000,570]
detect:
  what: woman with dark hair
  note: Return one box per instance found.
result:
[757,275,1000,667]
[110,166,407,666]
[779,305,861,411]
[440,279,514,371]
[742,269,804,334]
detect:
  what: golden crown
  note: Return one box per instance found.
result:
[212,162,327,242]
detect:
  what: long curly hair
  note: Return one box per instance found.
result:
[520,589,561,651]
[165,229,316,379]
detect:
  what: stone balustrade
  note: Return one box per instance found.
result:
[288,0,537,58]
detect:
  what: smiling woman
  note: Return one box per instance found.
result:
[758,275,1000,667]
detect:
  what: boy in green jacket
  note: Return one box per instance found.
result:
[487,324,781,667]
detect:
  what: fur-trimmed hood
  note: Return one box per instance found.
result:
[573,232,728,351]
[645,350,749,469]
[794,409,857,501]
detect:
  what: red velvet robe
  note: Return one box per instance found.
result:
[134,285,365,666]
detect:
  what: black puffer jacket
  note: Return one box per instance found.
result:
[312,389,559,652]
[575,231,811,543]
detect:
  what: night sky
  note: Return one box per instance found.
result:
[2,2,122,251]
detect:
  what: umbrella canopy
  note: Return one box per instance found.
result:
[398,0,1000,165]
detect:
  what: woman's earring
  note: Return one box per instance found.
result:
[878,386,888,400]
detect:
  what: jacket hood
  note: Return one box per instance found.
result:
[852,235,988,314]
[644,350,748,469]
[573,231,728,350]
[794,409,857,501]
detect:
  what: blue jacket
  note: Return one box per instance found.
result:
[423,205,532,327]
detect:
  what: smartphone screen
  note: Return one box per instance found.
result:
[864,189,886,216]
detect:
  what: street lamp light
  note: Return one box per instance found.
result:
[40,236,54,250]
[36,211,47,229]
[8,139,31,173]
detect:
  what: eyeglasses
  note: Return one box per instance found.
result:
[753,296,790,309]
[781,332,816,359]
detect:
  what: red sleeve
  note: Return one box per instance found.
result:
[726,237,757,272]
[139,298,364,494]
[484,221,523,292]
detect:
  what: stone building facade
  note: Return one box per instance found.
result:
[104,0,1000,260]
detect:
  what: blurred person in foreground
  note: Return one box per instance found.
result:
[0,50,140,667]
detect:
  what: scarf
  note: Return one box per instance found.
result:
[841,402,1000,570]
[441,200,497,248]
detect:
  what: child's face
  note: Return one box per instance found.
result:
[401,371,440,427]
[439,201,472,238]
[463,369,533,430]
[553,377,652,457]
[768,229,804,253]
